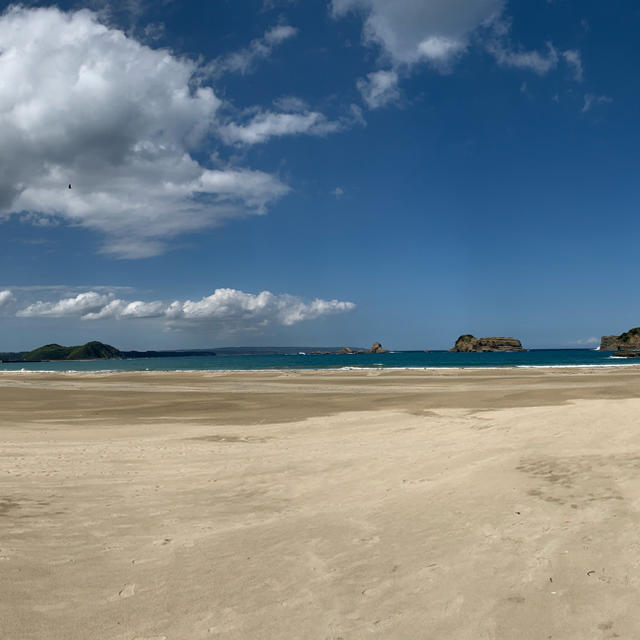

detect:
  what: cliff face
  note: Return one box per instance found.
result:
[449,335,524,353]
[600,327,640,351]
[600,336,620,351]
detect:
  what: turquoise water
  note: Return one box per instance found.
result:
[0,350,635,372]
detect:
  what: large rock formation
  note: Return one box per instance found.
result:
[600,327,640,351]
[335,347,356,354]
[368,341,389,354]
[336,342,390,354]
[449,335,524,353]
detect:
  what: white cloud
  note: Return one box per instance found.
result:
[331,187,344,198]
[487,40,559,75]
[196,169,289,211]
[357,70,400,109]
[333,0,569,110]
[82,299,167,320]
[417,36,466,64]
[167,289,356,328]
[18,292,113,318]
[331,0,504,68]
[582,93,613,113]
[16,288,356,330]
[563,49,583,82]
[219,110,344,145]
[573,336,599,346]
[0,6,289,258]
[210,24,298,77]
[0,290,13,310]
[265,25,298,45]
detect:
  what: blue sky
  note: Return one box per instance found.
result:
[0,0,638,350]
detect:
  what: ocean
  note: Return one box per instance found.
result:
[0,349,636,372]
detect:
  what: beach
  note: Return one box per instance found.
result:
[2,367,640,639]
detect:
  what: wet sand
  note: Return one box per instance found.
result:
[1,367,640,639]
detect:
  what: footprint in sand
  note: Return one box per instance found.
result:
[118,583,136,598]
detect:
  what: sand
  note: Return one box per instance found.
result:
[1,367,640,639]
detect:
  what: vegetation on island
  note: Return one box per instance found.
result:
[618,327,640,344]
[2,341,123,362]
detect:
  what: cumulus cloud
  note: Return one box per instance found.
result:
[17,292,113,318]
[332,0,504,68]
[166,289,355,327]
[82,299,167,320]
[209,24,298,77]
[0,6,289,258]
[17,288,356,330]
[357,70,400,109]
[0,290,13,310]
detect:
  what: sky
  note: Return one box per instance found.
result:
[0,0,638,351]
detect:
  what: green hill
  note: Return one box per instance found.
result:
[22,341,123,362]
[67,341,122,360]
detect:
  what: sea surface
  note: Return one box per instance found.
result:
[0,349,636,372]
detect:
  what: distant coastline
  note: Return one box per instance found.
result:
[3,327,639,368]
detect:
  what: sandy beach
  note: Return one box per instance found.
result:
[2,367,640,639]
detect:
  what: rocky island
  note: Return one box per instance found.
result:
[336,341,390,355]
[600,327,640,352]
[449,335,524,353]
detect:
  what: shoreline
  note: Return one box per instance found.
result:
[0,361,640,376]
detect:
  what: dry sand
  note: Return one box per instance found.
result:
[1,367,640,639]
